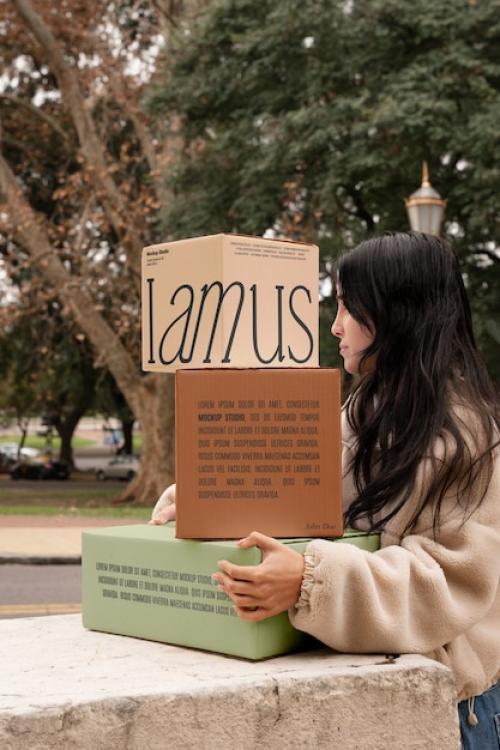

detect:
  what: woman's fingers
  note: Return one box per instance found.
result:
[214,571,259,598]
[150,503,176,524]
[237,531,282,552]
[214,533,304,623]
[149,484,177,524]
[234,605,274,622]
[216,559,262,582]
[214,572,265,612]
[231,593,260,607]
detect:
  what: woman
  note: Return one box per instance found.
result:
[152,232,500,748]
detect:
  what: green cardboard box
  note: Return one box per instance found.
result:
[82,524,380,660]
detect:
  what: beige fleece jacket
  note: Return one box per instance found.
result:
[289,411,500,702]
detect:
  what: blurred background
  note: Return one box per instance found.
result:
[1,0,499,513]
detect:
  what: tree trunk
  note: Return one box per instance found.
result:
[118,373,175,505]
[16,417,29,459]
[52,410,85,469]
[118,415,135,455]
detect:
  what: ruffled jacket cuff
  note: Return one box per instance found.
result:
[294,550,318,610]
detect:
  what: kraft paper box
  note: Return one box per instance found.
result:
[175,367,343,540]
[142,233,319,373]
[82,524,380,660]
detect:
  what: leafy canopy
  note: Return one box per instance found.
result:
[148,0,500,374]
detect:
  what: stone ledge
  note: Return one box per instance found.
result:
[1,615,461,750]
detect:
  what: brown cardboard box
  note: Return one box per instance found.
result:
[175,368,342,539]
[142,234,319,373]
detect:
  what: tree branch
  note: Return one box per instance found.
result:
[12,0,143,278]
[0,93,71,147]
[0,134,33,160]
[107,73,166,199]
[73,197,94,257]
[149,0,183,33]
[102,63,181,219]
[0,147,144,406]
[346,185,375,234]
[471,248,500,265]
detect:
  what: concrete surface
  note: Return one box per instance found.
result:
[0,614,461,750]
[0,516,141,564]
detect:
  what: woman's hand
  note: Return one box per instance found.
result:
[149,484,176,524]
[213,531,304,621]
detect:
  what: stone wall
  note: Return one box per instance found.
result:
[0,615,461,749]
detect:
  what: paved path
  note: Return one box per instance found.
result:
[0,515,146,561]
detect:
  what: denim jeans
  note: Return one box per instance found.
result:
[458,680,500,749]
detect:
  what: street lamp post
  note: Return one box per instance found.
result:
[405,161,447,236]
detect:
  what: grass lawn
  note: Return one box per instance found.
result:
[0,478,152,518]
[0,435,96,450]
[0,433,143,451]
[0,504,151,519]
[0,484,121,504]
[0,430,147,519]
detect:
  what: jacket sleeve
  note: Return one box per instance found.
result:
[288,516,500,654]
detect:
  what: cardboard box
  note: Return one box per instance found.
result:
[175,368,342,539]
[82,524,380,660]
[142,234,319,373]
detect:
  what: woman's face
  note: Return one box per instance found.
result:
[331,286,375,375]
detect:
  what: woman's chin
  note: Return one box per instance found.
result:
[343,359,360,375]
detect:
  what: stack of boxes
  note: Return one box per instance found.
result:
[82,234,379,658]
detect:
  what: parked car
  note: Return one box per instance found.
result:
[96,455,139,481]
[0,449,15,474]
[0,443,41,460]
[10,459,70,480]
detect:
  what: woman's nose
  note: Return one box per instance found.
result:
[331,312,342,338]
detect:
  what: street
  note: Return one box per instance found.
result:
[0,564,81,619]
[0,431,143,620]
[0,468,140,619]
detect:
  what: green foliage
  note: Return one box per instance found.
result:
[0,320,45,424]
[0,309,96,432]
[93,371,135,427]
[147,0,500,377]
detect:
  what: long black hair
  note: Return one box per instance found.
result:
[338,232,500,535]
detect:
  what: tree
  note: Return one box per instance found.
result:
[94,371,137,456]
[33,316,98,468]
[147,0,500,377]
[0,0,205,500]
[0,306,98,466]
[0,325,40,454]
